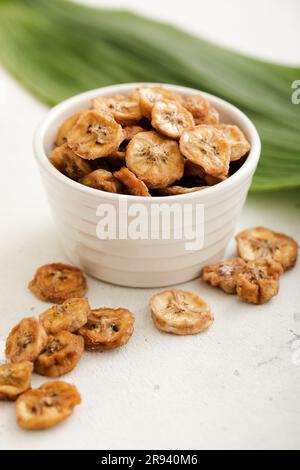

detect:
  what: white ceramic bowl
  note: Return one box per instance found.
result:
[33,83,261,287]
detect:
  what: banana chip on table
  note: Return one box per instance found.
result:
[202,257,247,294]
[183,160,227,186]
[78,308,135,351]
[34,331,84,377]
[80,168,122,193]
[5,317,48,363]
[92,94,143,125]
[123,125,145,141]
[0,362,33,401]
[236,226,298,271]
[51,86,251,196]
[50,144,92,181]
[114,166,150,197]
[126,131,184,188]
[16,381,81,430]
[150,289,214,335]
[183,95,219,125]
[217,124,250,161]
[202,256,283,304]
[55,111,83,147]
[137,86,183,119]
[236,259,283,305]
[28,263,87,304]
[151,100,194,139]
[67,110,124,160]
[180,125,230,177]
[39,298,90,335]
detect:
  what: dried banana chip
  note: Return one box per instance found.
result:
[202,257,247,294]
[67,110,123,160]
[114,167,150,197]
[78,308,135,351]
[28,263,87,304]
[0,361,33,401]
[6,317,48,363]
[39,297,90,335]
[151,100,194,139]
[126,131,184,189]
[137,86,183,119]
[183,95,219,126]
[16,381,81,430]
[80,169,122,193]
[203,174,227,186]
[34,331,84,377]
[150,289,213,335]
[123,125,145,141]
[236,259,283,304]
[92,94,143,125]
[55,111,83,147]
[156,185,208,195]
[180,125,230,177]
[217,124,250,161]
[50,144,92,181]
[236,226,298,271]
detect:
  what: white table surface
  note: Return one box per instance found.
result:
[0,0,300,451]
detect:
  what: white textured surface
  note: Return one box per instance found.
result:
[0,0,299,450]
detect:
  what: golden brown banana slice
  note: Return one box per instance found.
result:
[92,94,143,125]
[236,259,283,304]
[183,95,219,125]
[5,317,48,363]
[39,298,90,335]
[150,289,213,335]
[126,131,184,189]
[67,110,123,160]
[156,185,208,195]
[80,169,122,193]
[151,100,194,139]
[50,144,92,181]
[16,381,81,430]
[34,331,84,377]
[180,125,230,177]
[78,308,135,351]
[0,362,33,401]
[114,167,150,197]
[137,86,183,119]
[123,125,145,141]
[183,160,206,179]
[55,111,83,147]
[236,226,298,271]
[28,263,87,304]
[217,124,250,161]
[202,257,247,294]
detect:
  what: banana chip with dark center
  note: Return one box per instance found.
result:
[0,361,33,401]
